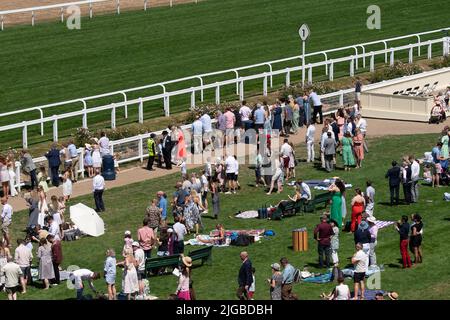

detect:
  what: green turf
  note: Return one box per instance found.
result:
[2,132,450,300]
[0,0,449,146]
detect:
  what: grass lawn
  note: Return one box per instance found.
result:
[0,0,449,146]
[2,132,450,300]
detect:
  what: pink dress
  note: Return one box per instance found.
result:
[353,133,364,160]
[337,117,345,140]
[177,129,187,160]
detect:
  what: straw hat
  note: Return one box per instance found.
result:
[388,292,399,300]
[271,263,280,271]
[85,143,92,150]
[182,256,193,267]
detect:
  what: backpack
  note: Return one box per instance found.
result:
[231,234,251,246]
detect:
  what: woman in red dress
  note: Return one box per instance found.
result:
[350,188,365,232]
[177,126,187,162]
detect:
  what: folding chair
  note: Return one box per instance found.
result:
[393,91,399,95]
[416,83,429,96]
[409,86,420,96]
[426,81,439,95]
[401,88,412,95]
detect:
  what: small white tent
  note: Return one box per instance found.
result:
[69,203,105,237]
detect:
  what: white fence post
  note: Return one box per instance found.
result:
[139,135,144,163]
[89,3,93,18]
[350,56,355,77]
[390,48,395,66]
[285,68,290,87]
[329,61,334,81]
[31,11,35,26]
[138,98,144,124]
[190,89,196,108]
[339,91,344,106]
[165,96,170,117]
[144,0,148,11]
[370,52,375,72]
[308,64,312,84]
[53,115,58,142]
[1,15,4,31]
[79,148,85,179]
[111,104,116,129]
[170,0,173,8]
[22,122,28,149]
[409,47,413,63]
[15,161,21,192]
[60,7,64,22]
[239,80,244,101]
[117,0,120,14]
[444,37,450,57]
[263,75,268,97]
[428,42,432,59]
[215,84,220,105]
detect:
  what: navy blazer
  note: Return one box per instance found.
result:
[238,259,253,287]
[46,148,61,167]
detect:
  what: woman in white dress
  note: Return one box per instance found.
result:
[92,145,102,170]
[37,186,49,227]
[37,166,49,194]
[7,160,18,197]
[0,156,10,197]
[62,170,73,202]
[118,248,139,300]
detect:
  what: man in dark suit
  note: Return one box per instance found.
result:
[385,160,402,206]
[45,143,61,187]
[162,130,172,170]
[236,251,253,300]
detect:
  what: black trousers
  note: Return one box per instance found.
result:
[29,169,38,190]
[146,156,155,170]
[52,262,60,284]
[318,244,331,268]
[94,189,105,211]
[312,105,323,124]
[50,166,60,187]
[173,240,184,254]
[403,182,412,204]
[163,151,172,170]
[390,185,400,205]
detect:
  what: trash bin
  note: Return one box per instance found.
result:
[292,228,308,252]
[101,155,116,180]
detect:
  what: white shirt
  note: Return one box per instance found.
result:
[98,136,110,155]
[181,162,187,175]
[93,174,105,191]
[280,143,293,158]
[239,105,252,121]
[1,204,13,222]
[201,174,209,192]
[411,161,420,181]
[173,222,187,241]
[204,162,212,177]
[356,118,367,133]
[309,92,322,106]
[49,221,61,240]
[301,182,312,200]
[354,250,368,273]
[70,269,94,290]
[306,125,316,142]
[366,186,375,204]
[200,114,212,133]
[234,158,239,175]
[134,248,145,271]
[225,156,236,174]
[335,284,350,300]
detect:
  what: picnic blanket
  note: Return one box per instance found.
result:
[235,210,259,219]
[302,272,332,283]
[342,265,384,278]
[375,220,395,230]
[210,229,265,237]
[352,289,385,300]
[186,235,230,247]
[314,184,352,190]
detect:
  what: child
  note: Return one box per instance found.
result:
[122,230,133,257]
[62,170,72,202]
[248,267,256,300]
[84,144,94,178]
[113,153,120,174]
[157,139,164,168]
[423,165,432,185]
[255,150,267,188]
[37,166,49,194]
[330,220,340,266]
[7,160,18,197]
[104,249,117,300]
[181,157,187,180]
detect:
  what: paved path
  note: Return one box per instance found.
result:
[8,117,449,211]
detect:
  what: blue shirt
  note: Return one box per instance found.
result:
[104,256,116,284]
[432,146,441,163]
[158,197,167,219]
[200,114,212,133]
[192,120,203,135]
[309,92,322,106]
[68,144,78,158]
[254,108,265,124]
[282,264,295,284]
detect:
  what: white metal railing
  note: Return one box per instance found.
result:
[0,32,449,149]
[0,0,200,30]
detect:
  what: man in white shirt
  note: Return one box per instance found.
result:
[356,114,368,153]
[200,113,213,151]
[201,171,209,213]
[306,123,316,162]
[409,155,420,203]
[320,128,329,169]
[309,90,323,124]
[173,216,187,254]
[352,243,368,300]
[1,197,13,247]
[192,116,203,154]
[297,179,312,200]
[132,241,146,296]
[98,132,110,157]
[14,239,33,294]
[225,154,237,194]
[1,257,23,300]
[47,215,61,241]
[93,169,106,212]
[365,180,376,216]
[280,139,293,180]
[69,268,101,300]
[239,100,252,130]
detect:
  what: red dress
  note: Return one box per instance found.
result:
[351,201,364,232]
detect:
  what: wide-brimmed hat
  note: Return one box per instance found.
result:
[167,228,174,233]
[85,143,92,150]
[367,216,377,224]
[132,241,140,247]
[182,256,193,267]
[388,292,399,300]
[271,263,280,271]
[124,230,131,236]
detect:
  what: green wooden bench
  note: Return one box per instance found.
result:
[271,199,306,220]
[304,192,332,213]
[145,254,181,277]
[188,246,213,266]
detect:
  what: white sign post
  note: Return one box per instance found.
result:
[299,24,310,87]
